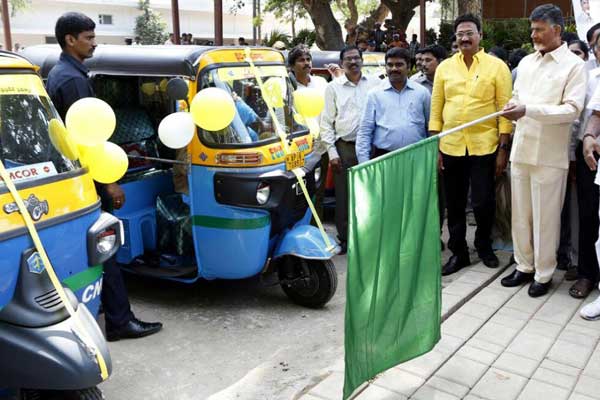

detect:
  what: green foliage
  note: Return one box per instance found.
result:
[0,0,30,17]
[291,29,317,47]
[480,19,531,51]
[264,0,307,26]
[262,29,291,47]
[438,21,454,50]
[134,0,168,45]
[425,28,437,45]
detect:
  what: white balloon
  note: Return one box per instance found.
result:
[158,112,196,149]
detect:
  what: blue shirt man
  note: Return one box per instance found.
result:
[356,48,431,164]
[47,53,94,120]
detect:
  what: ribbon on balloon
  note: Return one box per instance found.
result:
[243,48,334,252]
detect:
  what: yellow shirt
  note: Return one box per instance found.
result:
[430,49,513,156]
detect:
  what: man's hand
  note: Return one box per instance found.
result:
[583,135,600,171]
[437,152,444,172]
[495,148,508,177]
[104,183,125,209]
[502,102,526,121]
[329,157,342,173]
[325,63,343,79]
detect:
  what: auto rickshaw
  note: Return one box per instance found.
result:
[23,45,339,308]
[0,51,117,399]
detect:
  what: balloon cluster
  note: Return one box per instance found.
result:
[158,87,236,149]
[157,85,326,150]
[49,98,127,184]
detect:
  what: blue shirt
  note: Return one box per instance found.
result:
[46,52,94,120]
[235,99,259,141]
[356,78,431,164]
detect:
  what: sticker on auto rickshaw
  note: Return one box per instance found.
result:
[0,74,47,96]
[0,162,58,184]
[217,66,287,82]
[285,151,305,171]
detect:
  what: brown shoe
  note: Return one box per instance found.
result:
[569,278,595,299]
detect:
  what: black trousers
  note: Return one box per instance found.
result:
[101,256,134,331]
[442,152,496,257]
[334,139,358,243]
[575,141,600,282]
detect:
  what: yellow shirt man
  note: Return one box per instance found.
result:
[430,49,513,155]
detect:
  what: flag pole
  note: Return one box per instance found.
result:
[438,110,507,138]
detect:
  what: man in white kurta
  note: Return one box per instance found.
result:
[501,4,587,297]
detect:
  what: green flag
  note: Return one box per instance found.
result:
[343,136,442,399]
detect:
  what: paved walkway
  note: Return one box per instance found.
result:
[301,263,600,400]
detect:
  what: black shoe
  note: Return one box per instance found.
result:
[442,254,471,276]
[339,242,347,255]
[106,318,163,342]
[528,280,551,297]
[556,258,570,271]
[500,270,534,287]
[479,251,499,268]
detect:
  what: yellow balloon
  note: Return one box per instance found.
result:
[190,87,236,131]
[293,88,325,118]
[159,78,168,92]
[263,77,284,109]
[48,119,79,160]
[65,98,116,146]
[141,82,156,96]
[80,142,128,184]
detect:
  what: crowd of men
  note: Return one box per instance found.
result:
[289,3,600,321]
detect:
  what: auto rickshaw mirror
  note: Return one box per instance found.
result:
[166,78,189,100]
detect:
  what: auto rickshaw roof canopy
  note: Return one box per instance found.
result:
[0,50,38,71]
[21,45,285,80]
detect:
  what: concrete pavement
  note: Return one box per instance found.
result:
[301,264,600,400]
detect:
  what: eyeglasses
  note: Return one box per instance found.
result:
[456,31,477,39]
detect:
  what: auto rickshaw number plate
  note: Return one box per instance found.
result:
[285,152,305,171]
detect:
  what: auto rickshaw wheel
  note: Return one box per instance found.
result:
[278,257,337,308]
[21,387,104,400]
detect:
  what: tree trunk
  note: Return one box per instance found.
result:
[301,0,344,50]
[457,0,481,17]
[347,0,359,26]
[358,3,389,32]
[291,1,296,39]
[381,0,419,32]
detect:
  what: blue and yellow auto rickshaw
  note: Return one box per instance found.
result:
[24,45,339,308]
[0,51,117,399]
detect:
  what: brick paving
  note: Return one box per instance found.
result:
[301,265,600,400]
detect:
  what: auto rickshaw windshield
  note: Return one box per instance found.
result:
[0,74,79,188]
[198,65,308,147]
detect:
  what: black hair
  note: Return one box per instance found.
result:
[385,47,410,65]
[568,39,590,59]
[340,45,362,61]
[562,31,580,43]
[454,13,481,33]
[450,34,457,43]
[489,46,509,63]
[288,44,311,67]
[357,38,369,45]
[508,48,528,70]
[529,4,564,32]
[418,45,448,61]
[586,22,600,43]
[55,12,95,49]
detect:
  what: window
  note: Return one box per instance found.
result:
[98,14,113,25]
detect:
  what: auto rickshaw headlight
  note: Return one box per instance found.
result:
[314,166,322,184]
[256,182,271,205]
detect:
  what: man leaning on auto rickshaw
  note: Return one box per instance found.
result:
[46,12,163,341]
